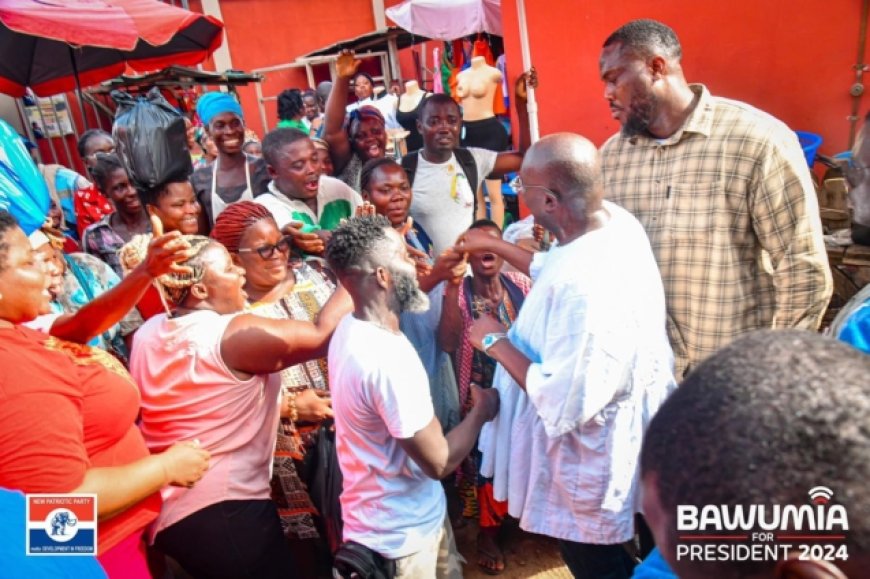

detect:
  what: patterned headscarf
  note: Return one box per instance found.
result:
[346,105,385,140]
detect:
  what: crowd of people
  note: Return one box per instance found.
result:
[1,18,868,579]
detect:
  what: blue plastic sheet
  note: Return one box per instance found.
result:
[0,120,49,235]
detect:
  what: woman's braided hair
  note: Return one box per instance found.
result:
[118,233,212,310]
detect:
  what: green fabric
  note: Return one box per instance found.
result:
[290,199,352,232]
[277,118,308,132]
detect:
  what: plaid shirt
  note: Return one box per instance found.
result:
[601,85,832,379]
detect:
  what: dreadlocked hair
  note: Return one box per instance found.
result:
[119,234,212,311]
[210,201,275,254]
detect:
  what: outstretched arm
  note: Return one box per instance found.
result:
[322,50,359,175]
[74,442,209,521]
[50,221,192,343]
[222,284,353,376]
[398,385,499,480]
[455,228,533,277]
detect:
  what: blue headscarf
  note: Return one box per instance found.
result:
[196,92,243,126]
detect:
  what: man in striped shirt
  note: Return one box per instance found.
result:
[599,19,832,379]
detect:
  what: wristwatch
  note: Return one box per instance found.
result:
[481,332,507,354]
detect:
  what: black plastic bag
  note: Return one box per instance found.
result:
[111,87,192,190]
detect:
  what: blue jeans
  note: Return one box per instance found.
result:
[558,539,636,579]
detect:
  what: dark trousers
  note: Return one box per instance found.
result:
[154,499,296,579]
[558,539,637,579]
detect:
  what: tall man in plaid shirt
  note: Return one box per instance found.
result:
[599,19,832,379]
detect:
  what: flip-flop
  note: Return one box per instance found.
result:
[477,533,506,575]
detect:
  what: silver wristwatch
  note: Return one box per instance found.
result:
[482,332,507,354]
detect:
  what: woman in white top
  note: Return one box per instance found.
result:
[126,226,352,579]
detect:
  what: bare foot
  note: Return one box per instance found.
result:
[477,527,505,575]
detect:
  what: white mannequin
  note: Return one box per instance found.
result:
[399,80,427,113]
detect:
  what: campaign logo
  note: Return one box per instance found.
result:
[26,494,97,555]
[674,487,849,564]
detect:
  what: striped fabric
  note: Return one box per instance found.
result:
[601,84,832,379]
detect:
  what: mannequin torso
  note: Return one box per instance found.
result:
[456,56,502,122]
[398,81,428,113]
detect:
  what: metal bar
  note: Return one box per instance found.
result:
[254,79,268,136]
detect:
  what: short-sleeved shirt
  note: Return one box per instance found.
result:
[0,326,160,552]
[409,148,497,254]
[130,310,282,540]
[256,176,362,232]
[328,315,445,559]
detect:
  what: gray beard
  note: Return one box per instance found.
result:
[393,268,430,314]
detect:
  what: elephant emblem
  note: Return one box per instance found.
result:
[50,510,77,536]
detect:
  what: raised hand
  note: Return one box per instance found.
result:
[144,213,194,278]
[336,49,361,80]
[355,201,377,218]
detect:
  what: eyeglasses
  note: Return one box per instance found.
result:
[237,236,292,259]
[509,175,560,199]
[845,160,869,188]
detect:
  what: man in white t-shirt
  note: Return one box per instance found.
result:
[256,128,361,256]
[456,134,676,579]
[405,94,524,253]
[326,216,499,578]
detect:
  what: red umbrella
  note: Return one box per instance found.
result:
[0,0,224,98]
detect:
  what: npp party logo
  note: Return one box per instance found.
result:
[26,494,97,555]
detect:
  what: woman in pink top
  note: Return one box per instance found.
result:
[127,234,351,579]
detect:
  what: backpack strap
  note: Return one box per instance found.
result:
[454,147,480,217]
[400,150,420,187]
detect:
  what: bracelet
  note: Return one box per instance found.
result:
[285,391,299,424]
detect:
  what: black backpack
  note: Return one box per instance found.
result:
[401,148,480,215]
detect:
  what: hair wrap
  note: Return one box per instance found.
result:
[196,92,244,126]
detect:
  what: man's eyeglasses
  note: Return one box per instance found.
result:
[845,160,869,189]
[509,175,560,199]
[237,237,292,259]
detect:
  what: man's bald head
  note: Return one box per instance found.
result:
[521,133,604,217]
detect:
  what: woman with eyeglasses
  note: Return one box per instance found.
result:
[125,210,352,579]
[210,200,339,573]
[190,92,270,231]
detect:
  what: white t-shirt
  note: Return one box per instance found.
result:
[409,148,497,254]
[256,175,361,231]
[346,93,400,129]
[328,314,445,559]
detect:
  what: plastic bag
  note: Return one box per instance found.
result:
[111,87,192,190]
[0,119,50,235]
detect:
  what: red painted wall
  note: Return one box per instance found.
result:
[203,0,418,137]
[499,0,866,157]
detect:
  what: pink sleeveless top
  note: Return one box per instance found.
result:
[129,310,281,540]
